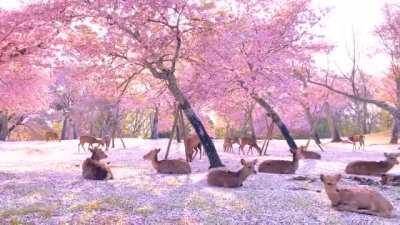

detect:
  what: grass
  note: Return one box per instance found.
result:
[0,203,56,220]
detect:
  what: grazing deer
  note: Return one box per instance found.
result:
[298,145,321,160]
[239,137,261,155]
[184,134,203,162]
[381,174,400,186]
[348,134,365,151]
[82,146,113,180]
[78,135,105,152]
[345,153,400,176]
[143,148,191,174]
[207,159,257,188]
[320,174,393,217]
[45,131,60,142]
[258,148,303,174]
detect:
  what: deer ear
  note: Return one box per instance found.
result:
[240,159,246,165]
[335,174,342,181]
[252,159,258,165]
[156,148,161,153]
[320,174,325,182]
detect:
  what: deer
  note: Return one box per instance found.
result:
[45,131,60,142]
[239,137,261,155]
[381,174,400,186]
[348,134,365,151]
[143,148,191,174]
[78,135,105,152]
[82,146,113,180]
[258,148,303,174]
[223,137,239,153]
[207,159,257,188]
[102,135,111,151]
[320,174,393,217]
[345,153,400,176]
[184,134,203,162]
[298,145,321,160]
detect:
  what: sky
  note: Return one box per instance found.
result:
[0,0,399,76]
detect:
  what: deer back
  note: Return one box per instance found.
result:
[258,151,300,174]
[345,160,396,176]
[157,159,191,174]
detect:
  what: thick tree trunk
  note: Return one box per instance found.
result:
[248,106,257,140]
[302,105,321,145]
[324,102,342,142]
[252,95,297,151]
[150,106,159,139]
[390,118,399,144]
[0,112,8,141]
[167,78,224,168]
[61,115,69,140]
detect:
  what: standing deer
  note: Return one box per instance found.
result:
[82,146,113,180]
[348,134,365,151]
[239,137,261,155]
[320,174,393,217]
[345,153,400,176]
[223,137,239,153]
[78,135,105,152]
[45,131,60,142]
[102,135,111,151]
[258,148,303,174]
[207,159,257,188]
[143,148,191,174]
[184,134,203,162]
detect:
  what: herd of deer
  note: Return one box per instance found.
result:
[44,130,396,218]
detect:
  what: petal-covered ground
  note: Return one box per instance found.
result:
[1,139,400,225]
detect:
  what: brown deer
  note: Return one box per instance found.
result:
[82,146,113,180]
[102,135,111,151]
[345,153,400,176]
[45,131,60,142]
[258,149,303,174]
[184,134,203,162]
[320,174,393,217]
[348,134,365,151]
[298,145,321,160]
[239,137,261,155]
[143,148,191,174]
[381,174,400,186]
[207,159,257,188]
[78,135,105,152]
[223,137,233,152]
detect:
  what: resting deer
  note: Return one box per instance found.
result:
[320,174,393,217]
[345,153,400,176]
[82,146,113,180]
[143,148,191,174]
[381,174,400,186]
[207,159,257,188]
[298,145,321,160]
[184,134,203,162]
[348,134,365,151]
[258,148,303,174]
[239,137,261,155]
[78,135,105,152]
[45,131,60,142]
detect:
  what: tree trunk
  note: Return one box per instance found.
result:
[361,102,369,134]
[248,106,257,140]
[61,115,69,140]
[252,95,297,151]
[324,102,342,142]
[164,109,179,159]
[390,118,399,144]
[302,104,321,145]
[150,106,159,139]
[167,78,224,168]
[0,112,8,141]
